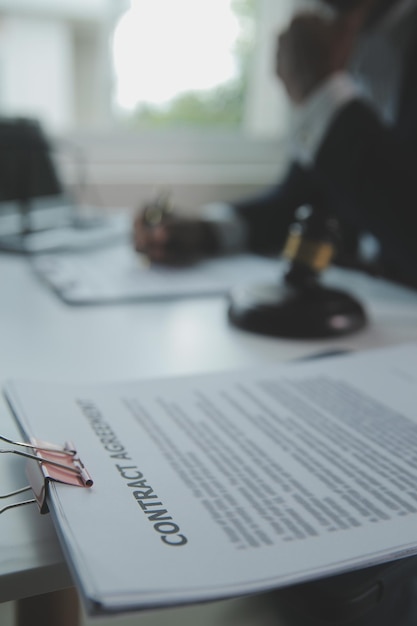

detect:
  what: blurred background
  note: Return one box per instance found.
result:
[0,0,309,213]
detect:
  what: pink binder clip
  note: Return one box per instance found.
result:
[0,434,93,515]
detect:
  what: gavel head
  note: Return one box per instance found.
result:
[282,204,340,289]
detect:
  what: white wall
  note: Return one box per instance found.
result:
[244,0,294,137]
[0,16,73,131]
[0,0,120,21]
[0,0,121,132]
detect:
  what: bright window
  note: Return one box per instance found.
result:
[0,0,296,137]
[112,0,256,130]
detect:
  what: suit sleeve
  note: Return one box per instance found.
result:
[313,98,417,284]
[231,162,328,254]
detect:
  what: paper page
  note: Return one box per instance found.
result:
[22,214,129,253]
[30,243,280,304]
[5,343,417,615]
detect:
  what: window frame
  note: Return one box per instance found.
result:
[55,128,290,212]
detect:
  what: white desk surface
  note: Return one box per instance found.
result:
[1,252,417,610]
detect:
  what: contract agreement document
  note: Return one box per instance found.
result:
[4,343,417,615]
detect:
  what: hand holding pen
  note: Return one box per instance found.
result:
[133,190,219,265]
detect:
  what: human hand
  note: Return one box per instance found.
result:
[276,7,365,103]
[133,204,218,265]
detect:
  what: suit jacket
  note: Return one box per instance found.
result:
[233,7,417,288]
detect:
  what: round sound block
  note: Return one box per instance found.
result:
[228,282,367,339]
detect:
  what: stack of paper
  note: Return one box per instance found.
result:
[31,244,280,304]
[5,343,417,615]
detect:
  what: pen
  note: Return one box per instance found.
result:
[143,190,172,227]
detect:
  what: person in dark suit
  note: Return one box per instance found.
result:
[134,0,417,289]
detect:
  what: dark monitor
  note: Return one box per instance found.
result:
[0,117,73,248]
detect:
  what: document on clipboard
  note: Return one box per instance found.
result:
[4,343,417,616]
[31,241,280,305]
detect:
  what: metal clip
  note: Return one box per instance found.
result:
[0,435,93,515]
